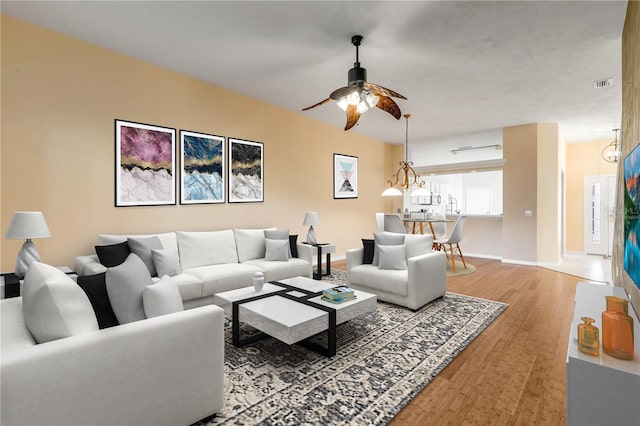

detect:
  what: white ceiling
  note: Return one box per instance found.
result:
[1,1,627,165]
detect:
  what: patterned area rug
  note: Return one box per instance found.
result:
[199,271,507,425]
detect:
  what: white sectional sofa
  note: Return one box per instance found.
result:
[74,228,314,309]
[1,262,225,426]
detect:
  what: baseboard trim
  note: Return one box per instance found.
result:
[501,258,539,266]
[463,252,502,260]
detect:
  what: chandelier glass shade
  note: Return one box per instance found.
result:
[381,114,425,197]
[602,128,621,163]
[336,88,380,115]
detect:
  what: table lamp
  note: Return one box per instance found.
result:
[303,212,319,245]
[5,211,51,277]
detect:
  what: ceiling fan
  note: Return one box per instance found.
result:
[302,35,407,131]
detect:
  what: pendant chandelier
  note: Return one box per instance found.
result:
[602,128,621,163]
[381,114,430,197]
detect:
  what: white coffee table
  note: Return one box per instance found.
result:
[213,276,377,357]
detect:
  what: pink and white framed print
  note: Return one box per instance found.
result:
[115,120,176,207]
[334,153,358,199]
[180,130,225,204]
[228,138,264,203]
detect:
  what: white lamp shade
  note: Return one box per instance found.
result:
[5,211,51,239]
[381,187,403,197]
[411,187,431,197]
[303,212,320,227]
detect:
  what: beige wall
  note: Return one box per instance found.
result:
[502,124,538,263]
[615,1,640,316]
[565,140,618,252]
[0,15,390,270]
[537,123,561,263]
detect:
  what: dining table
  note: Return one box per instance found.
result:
[402,218,453,237]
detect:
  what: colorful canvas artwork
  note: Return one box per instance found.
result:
[229,138,263,203]
[624,142,640,290]
[115,120,176,206]
[180,131,225,204]
[334,154,358,199]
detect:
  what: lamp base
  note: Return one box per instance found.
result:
[15,239,41,278]
[307,226,317,246]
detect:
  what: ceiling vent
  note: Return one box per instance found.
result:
[593,78,613,89]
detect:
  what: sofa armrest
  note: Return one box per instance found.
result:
[296,242,314,264]
[74,254,106,276]
[346,248,364,272]
[407,250,447,310]
[1,305,225,426]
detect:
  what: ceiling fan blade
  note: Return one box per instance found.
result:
[345,104,361,130]
[364,82,407,100]
[330,86,356,100]
[376,96,402,120]
[302,98,332,111]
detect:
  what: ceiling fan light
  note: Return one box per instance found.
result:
[336,97,349,111]
[357,101,369,114]
[347,91,360,106]
[381,187,403,197]
[365,92,379,108]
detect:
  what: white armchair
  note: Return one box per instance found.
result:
[346,234,447,310]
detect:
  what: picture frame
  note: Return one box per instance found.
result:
[180,130,225,204]
[333,153,358,199]
[115,119,176,207]
[228,138,264,203]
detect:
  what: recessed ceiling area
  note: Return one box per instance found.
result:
[1,0,627,166]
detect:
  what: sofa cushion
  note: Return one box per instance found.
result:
[289,235,299,258]
[1,298,36,353]
[99,232,178,252]
[264,229,291,258]
[243,258,312,282]
[95,241,131,268]
[183,263,261,296]
[348,264,409,296]
[362,239,375,264]
[151,248,182,277]
[22,262,99,344]
[143,275,184,318]
[128,236,163,277]
[373,232,405,266]
[76,272,120,329]
[265,238,290,261]
[234,228,273,262]
[105,254,153,324]
[378,245,408,270]
[177,230,239,269]
[167,273,203,301]
[404,234,433,259]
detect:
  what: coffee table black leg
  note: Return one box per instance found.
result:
[232,300,268,347]
[300,309,336,357]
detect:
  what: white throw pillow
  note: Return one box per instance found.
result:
[151,248,182,277]
[373,232,405,266]
[404,234,433,259]
[234,228,274,262]
[22,262,98,344]
[177,230,239,269]
[128,236,163,277]
[105,254,153,324]
[264,229,291,258]
[265,238,290,261]
[143,275,184,318]
[377,245,408,270]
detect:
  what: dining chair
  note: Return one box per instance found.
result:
[433,215,468,272]
[430,213,448,239]
[383,214,407,234]
[375,213,385,233]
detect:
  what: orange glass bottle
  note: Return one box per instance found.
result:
[577,317,599,356]
[602,296,635,360]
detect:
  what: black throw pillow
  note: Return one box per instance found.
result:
[289,235,299,258]
[362,239,375,264]
[76,273,120,329]
[95,241,131,267]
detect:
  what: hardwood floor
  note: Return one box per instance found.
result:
[331,257,579,425]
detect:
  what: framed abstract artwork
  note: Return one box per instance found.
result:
[115,120,176,207]
[333,153,358,199]
[180,130,225,204]
[228,138,264,203]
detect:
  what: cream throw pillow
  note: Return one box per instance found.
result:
[22,262,98,344]
[143,275,184,318]
[105,254,153,324]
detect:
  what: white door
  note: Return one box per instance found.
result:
[584,176,616,256]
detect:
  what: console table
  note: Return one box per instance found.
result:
[566,282,640,425]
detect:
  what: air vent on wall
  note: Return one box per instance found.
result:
[593,78,613,89]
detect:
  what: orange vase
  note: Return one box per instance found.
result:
[577,317,600,356]
[602,296,635,360]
